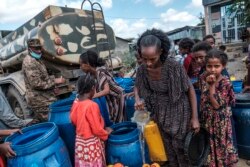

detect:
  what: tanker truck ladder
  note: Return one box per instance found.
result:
[81,0,113,73]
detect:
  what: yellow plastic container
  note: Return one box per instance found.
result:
[230,75,236,81]
[144,121,168,162]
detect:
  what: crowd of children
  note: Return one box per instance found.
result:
[172,34,239,167]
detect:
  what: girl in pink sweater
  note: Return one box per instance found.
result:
[70,73,112,167]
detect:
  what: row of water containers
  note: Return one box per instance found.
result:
[4,77,147,167]
[5,78,250,166]
[5,121,151,167]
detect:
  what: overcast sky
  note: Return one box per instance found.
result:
[0,0,204,38]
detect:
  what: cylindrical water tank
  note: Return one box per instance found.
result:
[106,122,150,167]
[232,93,250,159]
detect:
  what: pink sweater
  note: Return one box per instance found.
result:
[70,99,108,141]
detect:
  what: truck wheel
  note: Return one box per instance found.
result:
[7,86,31,120]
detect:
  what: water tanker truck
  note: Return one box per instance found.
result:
[0,1,118,120]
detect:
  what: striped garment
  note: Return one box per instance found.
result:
[96,67,125,123]
[75,135,106,167]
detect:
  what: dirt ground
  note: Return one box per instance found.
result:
[238,158,250,167]
[225,44,248,80]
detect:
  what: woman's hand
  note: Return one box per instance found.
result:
[134,99,145,111]
[0,129,22,136]
[190,117,200,133]
[125,92,134,98]
[9,129,22,135]
[105,127,113,134]
[54,76,66,84]
[0,142,16,158]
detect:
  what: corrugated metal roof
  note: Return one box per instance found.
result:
[166,25,205,35]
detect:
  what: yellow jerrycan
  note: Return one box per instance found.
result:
[144,121,168,162]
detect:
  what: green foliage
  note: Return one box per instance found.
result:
[197,12,205,26]
[120,51,136,73]
[228,0,250,25]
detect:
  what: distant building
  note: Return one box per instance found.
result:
[101,36,132,70]
[114,36,132,56]
[203,0,250,44]
[166,25,206,42]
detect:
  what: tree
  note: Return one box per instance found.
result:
[228,0,250,25]
[197,13,205,26]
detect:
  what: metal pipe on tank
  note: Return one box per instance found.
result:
[1,51,28,68]
[0,28,38,61]
[106,56,122,69]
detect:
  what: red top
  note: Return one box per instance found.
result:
[0,155,5,167]
[183,53,193,73]
[183,53,200,78]
[70,99,108,141]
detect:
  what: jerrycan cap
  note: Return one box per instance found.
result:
[147,121,154,125]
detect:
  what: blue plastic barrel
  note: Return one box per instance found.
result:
[93,97,113,127]
[191,77,198,84]
[5,122,72,167]
[106,122,150,167]
[123,78,135,93]
[49,94,76,165]
[232,80,243,93]
[123,78,135,88]
[114,77,123,85]
[125,97,135,121]
[232,93,250,159]
[114,77,135,93]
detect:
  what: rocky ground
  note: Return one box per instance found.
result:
[238,158,250,167]
[225,43,248,80]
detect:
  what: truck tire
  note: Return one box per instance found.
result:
[7,86,31,120]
